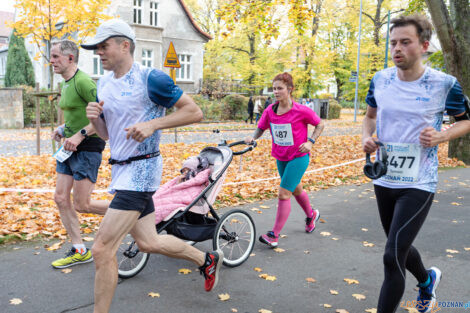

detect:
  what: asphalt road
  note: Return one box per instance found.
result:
[1,168,469,313]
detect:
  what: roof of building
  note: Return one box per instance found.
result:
[0,11,14,38]
[177,0,212,41]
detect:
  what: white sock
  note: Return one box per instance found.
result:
[73,244,87,255]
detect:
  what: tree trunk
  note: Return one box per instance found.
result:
[247,34,256,86]
[426,0,470,164]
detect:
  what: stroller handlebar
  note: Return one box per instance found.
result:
[227,140,257,155]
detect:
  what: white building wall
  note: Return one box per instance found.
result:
[21,0,208,94]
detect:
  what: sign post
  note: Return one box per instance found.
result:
[164,42,181,142]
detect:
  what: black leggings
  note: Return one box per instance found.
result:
[374,185,434,313]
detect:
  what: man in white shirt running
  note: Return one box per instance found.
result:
[83,19,223,313]
[362,14,470,313]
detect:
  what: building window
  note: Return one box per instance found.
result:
[176,54,191,80]
[150,1,159,26]
[142,49,153,68]
[93,51,104,76]
[133,0,142,24]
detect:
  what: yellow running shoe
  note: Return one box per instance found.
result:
[51,248,93,269]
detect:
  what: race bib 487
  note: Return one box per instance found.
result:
[271,123,294,146]
[382,142,421,183]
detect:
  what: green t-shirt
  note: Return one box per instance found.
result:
[59,69,97,138]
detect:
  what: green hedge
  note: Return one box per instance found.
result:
[328,99,341,119]
[22,86,58,127]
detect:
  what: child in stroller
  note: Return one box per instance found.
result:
[117,141,257,279]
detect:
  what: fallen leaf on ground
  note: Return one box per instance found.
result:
[446,254,454,258]
[446,249,459,254]
[218,293,230,301]
[363,241,375,247]
[365,309,377,313]
[320,231,331,236]
[259,273,277,281]
[34,252,40,255]
[352,293,366,300]
[433,200,439,203]
[451,202,462,206]
[46,241,64,251]
[83,237,94,242]
[254,267,263,272]
[323,304,332,308]
[361,228,368,232]
[336,309,349,313]
[403,308,419,312]
[231,309,238,312]
[178,268,192,274]
[332,237,339,241]
[61,268,72,274]
[330,289,339,295]
[10,298,22,305]
[250,208,259,211]
[464,247,470,251]
[304,250,310,254]
[260,205,270,209]
[259,309,272,313]
[148,292,160,298]
[305,277,316,283]
[319,218,326,223]
[344,278,359,285]
[280,234,287,238]
[273,247,285,253]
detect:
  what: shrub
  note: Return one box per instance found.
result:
[328,99,341,119]
[22,86,58,127]
[222,94,248,120]
[318,93,334,99]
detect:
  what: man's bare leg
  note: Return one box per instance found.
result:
[54,174,82,244]
[73,179,108,215]
[131,213,205,266]
[92,209,140,313]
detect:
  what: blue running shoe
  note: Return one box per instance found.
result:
[416,267,442,313]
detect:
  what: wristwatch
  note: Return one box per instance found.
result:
[80,128,88,139]
[307,138,316,144]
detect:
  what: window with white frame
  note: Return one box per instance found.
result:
[93,51,104,76]
[142,49,153,68]
[133,0,142,24]
[176,54,192,80]
[150,1,159,26]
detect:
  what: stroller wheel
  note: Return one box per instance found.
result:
[213,209,256,267]
[117,234,150,279]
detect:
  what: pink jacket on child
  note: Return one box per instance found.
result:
[154,169,211,224]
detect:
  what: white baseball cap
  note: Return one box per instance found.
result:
[81,19,136,50]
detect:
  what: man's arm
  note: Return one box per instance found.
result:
[362,106,379,153]
[86,101,109,140]
[124,93,203,142]
[419,115,470,147]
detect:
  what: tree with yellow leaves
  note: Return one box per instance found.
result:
[9,0,112,89]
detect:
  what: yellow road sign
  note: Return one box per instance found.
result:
[164,42,181,68]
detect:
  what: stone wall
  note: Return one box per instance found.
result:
[0,88,24,129]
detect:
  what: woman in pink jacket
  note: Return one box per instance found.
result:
[245,72,325,247]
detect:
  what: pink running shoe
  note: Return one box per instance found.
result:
[259,231,278,248]
[305,209,320,233]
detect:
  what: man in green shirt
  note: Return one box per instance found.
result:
[50,40,107,268]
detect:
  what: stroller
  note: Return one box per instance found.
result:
[117,140,257,279]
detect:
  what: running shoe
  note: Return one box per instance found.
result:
[199,249,224,292]
[259,231,278,247]
[305,209,320,233]
[51,247,93,269]
[416,267,442,313]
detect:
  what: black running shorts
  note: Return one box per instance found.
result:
[110,190,155,219]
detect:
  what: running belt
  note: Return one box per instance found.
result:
[108,151,160,165]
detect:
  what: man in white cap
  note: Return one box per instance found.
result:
[83,19,223,313]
